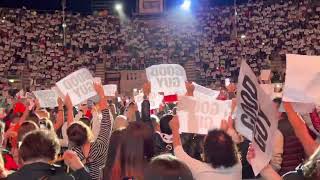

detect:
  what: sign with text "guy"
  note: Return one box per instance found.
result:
[177,96,231,134]
[56,68,96,105]
[146,64,187,95]
[236,61,278,175]
[33,90,58,108]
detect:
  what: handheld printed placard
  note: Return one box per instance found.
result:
[52,86,65,100]
[103,84,117,97]
[177,96,231,134]
[283,54,320,105]
[33,90,58,108]
[146,64,187,95]
[260,84,274,99]
[193,82,219,99]
[278,102,315,113]
[236,61,278,175]
[56,68,96,105]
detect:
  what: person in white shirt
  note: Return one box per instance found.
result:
[169,115,242,180]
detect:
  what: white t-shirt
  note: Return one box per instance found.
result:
[174,146,242,180]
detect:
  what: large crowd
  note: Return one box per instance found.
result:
[0,0,319,179]
[0,0,319,89]
[0,79,319,180]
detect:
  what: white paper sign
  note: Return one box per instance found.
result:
[193,83,219,99]
[103,84,117,97]
[279,102,315,113]
[177,96,231,134]
[134,92,163,111]
[146,64,187,95]
[52,86,65,100]
[283,54,320,105]
[236,61,278,175]
[260,84,274,99]
[33,90,58,108]
[56,68,96,105]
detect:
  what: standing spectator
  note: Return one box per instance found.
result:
[67,83,112,180]
[169,116,242,180]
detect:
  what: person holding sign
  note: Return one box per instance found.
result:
[67,83,112,180]
[169,115,242,180]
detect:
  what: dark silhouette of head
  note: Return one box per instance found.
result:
[204,129,239,168]
[160,114,173,135]
[144,154,193,180]
[67,121,93,147]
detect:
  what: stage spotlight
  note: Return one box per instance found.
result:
[62,23,67,28]
[181,0,191,11]
[115,3,123,11]
[240,34,246,39]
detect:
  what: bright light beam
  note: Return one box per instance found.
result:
[181,0,191,11]
[115,3,123,11]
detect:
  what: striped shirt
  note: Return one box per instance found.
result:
[72,109,112,180]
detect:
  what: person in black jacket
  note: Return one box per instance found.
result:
[7,130,91,180]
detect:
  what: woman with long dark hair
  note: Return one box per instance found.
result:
[102,129,125,180]
[120,121,154,179]
[103,121,154,180]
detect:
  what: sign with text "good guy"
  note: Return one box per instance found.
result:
[56,68,96,105]
[177,96,231,134]
[146,64,187,95]
[33,90,58,108]
[236,61,278,175]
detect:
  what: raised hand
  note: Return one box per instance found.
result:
[94,82,107,110]
[57,97,64,109]
[63,150,85,171]
[246,144,255,165]
[226,83,236,93]
[143,82,151,96]
[93,82,105,98]
[65,94,73,110]
[185,81,195,96]
[220,119,228,132]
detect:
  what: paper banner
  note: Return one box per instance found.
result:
[103,84,117,97]
[146,64,187,95]
[33,90,58,108]
[177,96,231,134]
[56,68,96,105]
[283,54,320,105]
[236,61,278,175]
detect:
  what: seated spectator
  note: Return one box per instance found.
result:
[6,130,90,180]
[144,154,194,180]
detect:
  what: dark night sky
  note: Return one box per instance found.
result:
[0,0,249,13]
